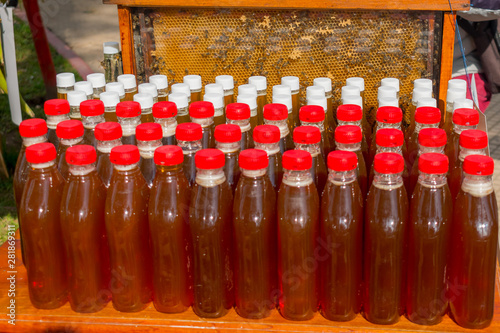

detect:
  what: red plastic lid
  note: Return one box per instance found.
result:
[95,122,122,141]
[418,153,448,174]
[195,148,225,169]
[415,106,441,124]
[19,118,48,138]
[459,130,488,150]
[337,104,363,122]
[376,106,403,123]
[56,120,84,139]
[25,142,57,164]
[214,124,242,143]
[335,125,362,144]
[263,103,288,121]
[189,101,215,118]
[44,99,70,116]
[373,152,404,174]
[153,101,178,118]
[253,125,280,143]
[175,122,203,141]
[116,101,141,118]
[154,145,183,166]
[109,145,140,165]
[327,150,358,171]
[80,100,105,117]
[136,123,162,141]
[418,128,447,147]
[453,108,479,126]
[239,149,269,170]
[66,145,97,165]
[282,149,312,170]
[293,126,321,144]
[226,103,250,120]
[375,128,404,147]
[463,154,494,176]
[299,105,325,123]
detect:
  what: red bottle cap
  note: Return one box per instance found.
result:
[376,106,403,123]
[253,125,280,143]
[136,123,162,141]
[452,108,479,126]
[153,101,177,118]
[418,153,449,174]
[95,122,122,141]
[418,128,447,147]
[154,145,183,166]
[44,99,70,116]
[337,104,363,122]
[26,142,57,164]
[175,122,203,141]
[299,105,325,123]
[214,124,241,143]
[80,100,105,117]
[110,145,140,165]
[375,128,404,147]
[414,106,441,124]
[189,101,215,118]
[335,125,362,144]
[116,101,141,118]
[282,150,312,170]
[373,152,404,174]
[293,126,321,144]
[56,120,84,139]
[19,118,48,138]
[195,148,225,169]
[263,103,288,121]
[463,155,494,176]
[327,150,358,171]
[66,145,97,165]
[459,130,488,150]
[239,149,269,170]
[226,103,250,120]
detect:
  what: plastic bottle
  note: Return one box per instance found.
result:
[138,83,159,103]
[294,126,327,195]
[100,91,121,122]
[216,75,235,106]
[149,75,169,101]
[176,122,203,186]
[263,103,294,154]
[299,105,334,161]
[74,81,93,100]
[95,122,122,188]
[116,101,141,145]
[184,75,202,103]
[248,76,267,125]
[56,72,75,99]
[106,82,126,103]
[169,93,190,124]
[215,124,242,192]
[281,76,300,128]
[190,101,215,149]
[445,108,479,170]
[56,120,84,179]
[313,77,333,125]
[337,104,369,164]
[405,106,441,168]
[44,99,70,150]
[307,94,337,135]
[136,122,163,187]
[153,101,178,145]
[117,74,137,101]
[368,106,404,168]
[134,93,155,123]
[345,77,369,134]
[253,124,283,191]
[408,87,433,128]
[273,94,294,134]
[237,93,259,132]
[443,88,466,130]
[67,90,87,120]
[226,103,254,150]
[80,100,105,148]
[87,73,106,99]
[204,92,225,127]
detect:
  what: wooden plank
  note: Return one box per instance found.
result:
[117,5,136,75]
[438,12,456,120]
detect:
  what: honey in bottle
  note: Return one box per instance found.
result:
[106,82,126,103]
[204,92,226,127]
[19,143,67,309]
[215,124,242,193]
[299,105,335,161]
[406,153,451,325]
[248,76,267,125]
[60,145,110,313]
[190,149,234,318]
[176,122,203,186]
[364,152,408,325]
[138,83,159,104]
[100,91,120,122]
[319,150,363,321]
[148,145,193,313]
[294,126,328,195]
[169,93,190,124]
[134,93,155,123]
[149,75,169,102]
[44,99,70,150]
[337,104,369,164]
[117,74,137,101]
[443,87,466,132]
[190,101,216,149]
[116,101,141,145]
[87,73,106,99]
[216,75,235,106]
[67,90,86,120]
[226,103,254,150]
[95,122,122,187]
[281,76,301,129]
[405,106,441,168]
[449,155,498,329]
[237,93,259,132]
[105,145,152,312]
[264,103,294,154]
[445,98,474,135]
[184,75,202,103]
[56,120,85,179]
[273,93,294,134]
[278,150,319,321]
[233,149,277,319]
[153,101,178,145]
[368,106,404,168]
[81,100,105,148]
[253,124,283,191]
[408,87,433,129]
[74,81,93,100]
[56,72,75,99]
[136,123,163,188]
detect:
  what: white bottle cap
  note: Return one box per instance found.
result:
[342,85,360,99]
[183,75,202,90]
[448,79,467,92]
[238,84,257,96]
[281,76,300,91]
[346,77,365,92]
[416,97,437,108]
[446,88,466,104]
[203,93,224,109]
[378,97,399,107]
[412,87,432,103]
[381,78,400,92]
[273,94,292,110]
[169,93,189,109]
[453,98,474,111]
[205,83,224,95]
[171,83,191,97]
[248,76,267,90]
[133,93,154,109]
[100,91,120,108]
[56,72,76,88]
[66,90,87,107]
[138,83,158,98]
[149,75,168,90]
[342,95,363,108]
[377,86,397,100]
[306,86,325,99]
[103,41,120,55]
[413,78,433,91]
[106,82,125,97]
[313,77,332,93]
[272,84,292,97]
[74,81,93,96]
[215,75,234,90]
[117,74,137,89]
[307,95,328,112]
[237,94,258,110]
[87,73,106,88]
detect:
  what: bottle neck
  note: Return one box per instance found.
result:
[59,136,84,146]
[414,121,439,134]
[241,168,267,178]
[250,107,258,118]
[227,118,251,132]
[104,106,116,114]
[376,121,402,132]
[338,120,362,128]
[216,141,240,153]
[453,123,477,135]
[257,89,266,96]
[177,106,188,117]
[155,164,183,175]
[195,167,226,187]
[335,141,361,152]
[254,141,280,155]
[113,162,140,172]
[458,147,487,162]
[141,107,152,116]
[462,174,494,196]
[82,115,105,129]
[417,172,447,188]
[224,89,234,97]
[178,139,202,154]
[22,135,48,147]
[295,142,321,157]
[46,114,70,129]
[97,139,122,153]
[137,139,162,158]
[31,160,56,169]
[70,106,81,119]
[282,168,313,187]
[418,144,445,156]
[154,117,177,137]
[301,121,325,132]
[118,116,141,136]
[328,169,357,185]
[373,171,404,189]
[69,163,96,176]
[191,116,214,128]
[264,119,289,137]
[375,145,403,155]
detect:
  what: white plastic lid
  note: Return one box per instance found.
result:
[248,76,267,90]
[100,91,120,107]
[306,86,325,99]
[377,86,397,100]
[453,98,474,111]
[66,90,87,106]
[378,97,399,107]
[313,77,332,93]
[237,94,258,110]
[215,75,234,90]
[446,88,467,104]
[346,77,365,91]
[416,97,437,108]
[138,83,158,97]
[238,84,257,96]
[341,95,363,108]
[448,79,467,92]
[273,94,292,110]
[87,73,106,88]
[183,75,202,90]
[56,72,76,88]
[106,82,125,97]
[171,83,191,96]
[414,78,432,91]
[149,75,168,90]
[133,93,154,109]
[272,84,292,96]
[117,74,137,89]
[381,78,400,92]
[341,85,360,99]
[205,83,224,95]
[307,95,328,111]
[281,76,300,91]
[169,93,189,109]
[412,87,433,103]
[103,41,120,55]
[74,81,93,95]
[203,93,224,109]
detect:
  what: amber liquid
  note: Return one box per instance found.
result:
[48,129,60,150]
[158,95,168,102]
[223,152,240,193]
[122,135,137,146]
[19,164,67,309]
[191,91,202,103]
[268,152,283,192]
[257,94,267,125]
[369,158,410,197]
[214,115,226,127]
[104,112,118,122]
[183,153,197,186]
[240,129,254,150]
[287,112,295,135]
[162,136,176,146]
[141,113,154,124]
[97,150,114,188]
[57,141,81,180]
[353,150,368,198]
[124,90,136,102]
[83,129,97,148]
[279,134,295,155]
[445,132,460,178]
[13,146,28,217]
[406,131,420,169]
[250,115,259,133]
[201,125,216,149]
[60,169,110,313]
[311,154,327,195]
[449,160,465,200]
[224,93,234,107]
[291,93,300,129]
[139,157,156,188]
[57,92,68,100]
[177,113,191,124]
[148,165,193,313]
[105,166,152,312]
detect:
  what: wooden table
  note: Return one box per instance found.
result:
[1,232,498,332]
